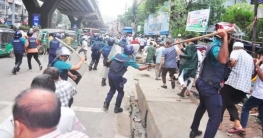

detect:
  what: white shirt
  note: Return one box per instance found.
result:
[252,64,263,99]
[82,40,88,50]
[82,35,88,41]
[225,49,254,93]
[39,130,89,138]
[0,107,86,138]
[131,44,140,53]
[139,38,145,46]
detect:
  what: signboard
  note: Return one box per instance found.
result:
[32,14,40,26]
[258,7,263,18]
[251,0,263,4]
[186,9,210,32]
[147,12,169,35]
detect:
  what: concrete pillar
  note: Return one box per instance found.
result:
[68,16,84,28]
[82,22,88,27]
[23,0,62,28]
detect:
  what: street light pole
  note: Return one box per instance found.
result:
[12,0,15,25]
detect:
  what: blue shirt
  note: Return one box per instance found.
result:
[209,38,222,66]
[110,54,139,69]
[53,60,72,73]
[162,46,177,68]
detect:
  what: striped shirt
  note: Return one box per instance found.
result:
[39,130,89,138]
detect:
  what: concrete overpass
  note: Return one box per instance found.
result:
[22,0,107,28]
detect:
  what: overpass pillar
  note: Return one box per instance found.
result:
[23,0,62,28]
[68,16,84,28]
[82,22,88,27]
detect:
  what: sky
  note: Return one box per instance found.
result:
[98,0,133,23]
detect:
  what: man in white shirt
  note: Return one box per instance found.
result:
[219,42,254,132]
[237,48,263,136]
[78,38,88,62]
[155,42,165,80]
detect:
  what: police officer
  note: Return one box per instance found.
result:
[189,23,234,138]
[26,28,42,71]
[51,47,85,81]
[48,33,61,66]
[100,38,115,86]
[103,45,152,113]
[89,36,105,71]
[12,30,28,75]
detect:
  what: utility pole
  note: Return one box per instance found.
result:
[4,0,7,23]
[12,0,15,25]
[132,0,137,37]
[252,0,258,56]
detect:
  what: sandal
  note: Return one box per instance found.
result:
[161,85,167,89]
[227,127,244,133]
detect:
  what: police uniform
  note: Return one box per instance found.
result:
[89,39,105,71]
[49,39,60,65]
[12,37,26,74]
[27,37,42,70]
[190,38,228,138]
[104,53,139,113]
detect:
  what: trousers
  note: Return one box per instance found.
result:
[90,52,100,68]
[27,52,41,69]
[191,78,222,138]
[161,68,176,84]
[48,53,56,65]
[105,72,127,107]
[14,51,24,68]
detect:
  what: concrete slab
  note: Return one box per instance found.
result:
[133,69,228,138]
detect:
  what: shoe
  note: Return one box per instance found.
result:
[114,107,123,113]
[103,101,110,110]
[16,67,20,72]
[178,87,187,97]
[93,68,97,70]
[189,130,202,138]
[39,65,43,70]
[171,80,175,89]
[161,85,167,89]
[12,67,17,75]
[101,79,106,86]
[89,66,92,71]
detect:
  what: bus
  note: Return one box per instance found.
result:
[82,28,100,36]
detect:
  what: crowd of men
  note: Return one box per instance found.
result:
[2,21,263,138]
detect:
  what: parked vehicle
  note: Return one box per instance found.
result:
[0,28,14,57]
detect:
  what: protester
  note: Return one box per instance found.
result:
[145,42,156,70]
[155,42,165,80]
[159,38,177,89]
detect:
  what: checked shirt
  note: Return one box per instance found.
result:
[55,80,77,107]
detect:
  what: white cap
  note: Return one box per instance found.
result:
[178,34,181,37]
[233,42,244,48]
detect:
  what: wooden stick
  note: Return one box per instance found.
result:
[55,37,82,58]
[172,28,234,45]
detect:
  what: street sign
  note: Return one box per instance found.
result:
[251,0,263,4]
[32,14,41,26]
[258,7,263,18]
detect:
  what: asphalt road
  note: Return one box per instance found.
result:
[0,45,132,138]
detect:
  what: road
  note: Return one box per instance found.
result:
[0,45,132,138]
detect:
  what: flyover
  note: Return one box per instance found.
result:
[22,0,107,28]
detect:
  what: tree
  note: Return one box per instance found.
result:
[220,3,263,41]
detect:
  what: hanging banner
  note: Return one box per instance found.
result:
[186,9,210,32]
[258,7,263,18]
[144,19,149,35]
[32,14,41,26]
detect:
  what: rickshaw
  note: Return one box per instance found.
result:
[0,28,14,58]
[37,29,65,55]
[65,30,79,51]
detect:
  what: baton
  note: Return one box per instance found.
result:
[55,37,82,58]
[172,28,234,45]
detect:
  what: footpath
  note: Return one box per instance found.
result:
[130,68,228,138]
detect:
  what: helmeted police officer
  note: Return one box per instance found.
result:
[12,30,28,75]
[103,45,152,113]
[189,23,234,138]
[100,38,115,86]
[26,28,42,70]
[89,36,104,71]
[48,33,61,65]
[51,47,85,81]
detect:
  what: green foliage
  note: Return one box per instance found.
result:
[0,24,9,28]
[19,25,30,30]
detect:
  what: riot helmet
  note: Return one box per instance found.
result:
[14,30,22,39]
[56,47,71,57]
[27,28,34,37]
[54,33,61,39]
[107,38,115,46]
[124,45,134,55]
